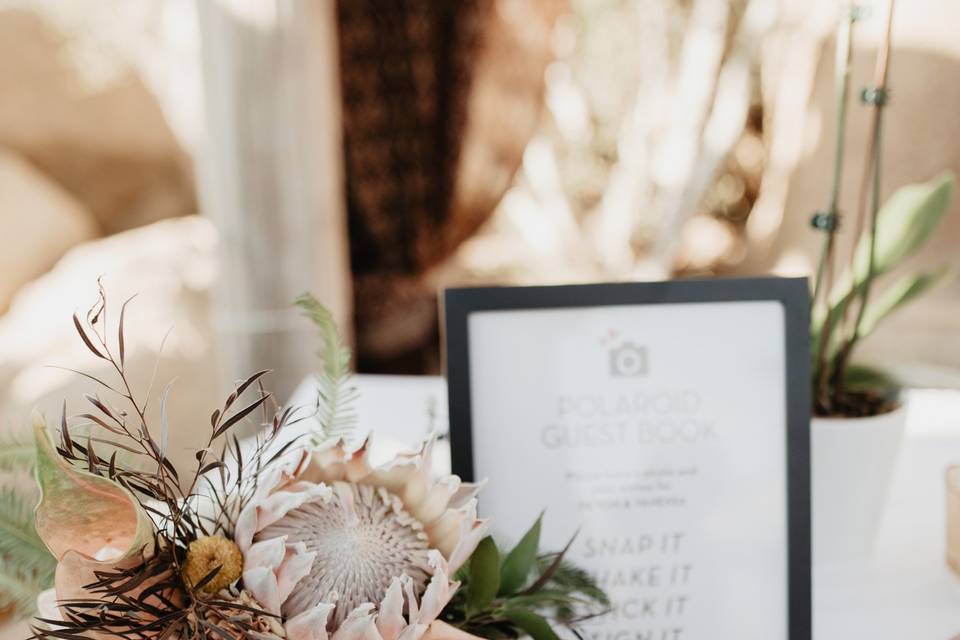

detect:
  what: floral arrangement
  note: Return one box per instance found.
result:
[16,286,607,640]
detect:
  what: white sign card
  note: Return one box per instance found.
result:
[443,278,810,640]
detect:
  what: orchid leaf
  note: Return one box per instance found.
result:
[824,173,955,312]
[858,266,952,339]
[851,173,955,281]
[812,174,955,365]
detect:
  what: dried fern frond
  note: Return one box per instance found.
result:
[30,284,301,640]
[295,294,358,440]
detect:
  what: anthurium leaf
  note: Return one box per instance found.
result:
[858,266,952,339]
[499,513,542,596]
[502,609,561,640]
[466,536,500,615]
[33,411,153,564]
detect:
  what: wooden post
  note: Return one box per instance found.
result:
[195,0,351,403]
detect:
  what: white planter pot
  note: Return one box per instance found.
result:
[811,403,907,565]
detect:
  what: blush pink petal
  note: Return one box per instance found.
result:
[243,566,282,614]
[331,605,380,640]
[395,626,428,640]
[286,603,335,640]
[409,477,460,526]
[375,579,405,640]
[242,537,316,616]
[416,553,459,625]
[278,542,316,596]
[421,622,486,640]
[236,482,332,550]
[300,439,372,485]
[428,499,490,574]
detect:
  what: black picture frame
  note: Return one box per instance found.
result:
[442,276,811,640]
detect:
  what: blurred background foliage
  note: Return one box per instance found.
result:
[0,4,958,594]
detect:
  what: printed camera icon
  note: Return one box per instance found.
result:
[609,342,648,377]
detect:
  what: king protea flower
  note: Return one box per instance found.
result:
[235,437,489,640]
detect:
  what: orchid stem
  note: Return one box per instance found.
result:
[834,0,896,397]
[813,2,856,413]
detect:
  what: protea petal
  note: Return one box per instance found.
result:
[421,622,486,640]
[243,566,282,614]
[376,579,406,640]
[409,477,460,526]
[331,605,381,640]
[396,625,428,640]
[417,553,458,624]
[428,499,490,573]
[236,475,332,550]
[242,536,317,616]
[286,603,335,640]
[447,516,490,575]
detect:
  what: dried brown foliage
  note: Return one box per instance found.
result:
[32,282,308,640]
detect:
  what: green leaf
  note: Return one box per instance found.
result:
[466,536,500,615]
[823,173,956,313]
[0,561,52,618]
[858,266,952,339]
[521,530,578,596]
[0,488,52,570]
[295,293,358,440]
[841,363,900,395]
[500,513,542,595]
[813,173,956,364]
[502,609,561,640]
[851,172,955,281]
[0,425,54,619]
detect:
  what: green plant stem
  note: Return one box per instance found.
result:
[833,0,896,396]
[813,3,856,412]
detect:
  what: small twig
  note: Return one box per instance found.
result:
[812,2,857,413]
[833,0,896,396]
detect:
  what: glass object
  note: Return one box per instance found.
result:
[946,466,960,575]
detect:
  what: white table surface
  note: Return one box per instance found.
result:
[3,379,959,639]
[814,389,960,639]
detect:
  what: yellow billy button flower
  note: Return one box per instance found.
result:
[182,535,244,593]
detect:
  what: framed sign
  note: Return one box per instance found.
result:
[443,277,810,640]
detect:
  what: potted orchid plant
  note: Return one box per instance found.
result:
[808,0,955,563]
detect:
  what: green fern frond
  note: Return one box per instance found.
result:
[0,431,35,473]
[0,559,54,618]
[0,487,55,619]
[295,294,358,440]
[0,488,54,571]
